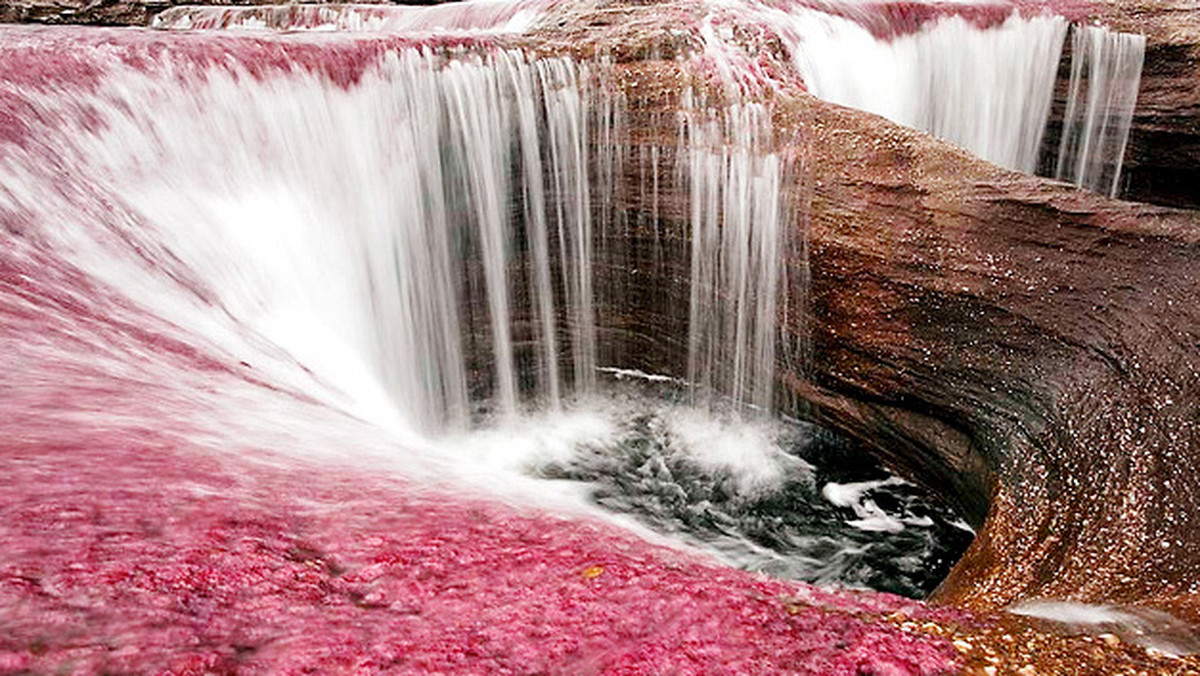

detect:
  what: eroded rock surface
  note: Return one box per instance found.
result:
[604,48,1200,624]
[540,0,1200,634]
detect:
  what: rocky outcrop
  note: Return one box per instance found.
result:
[798,100,1200,619]
[528,0,1200,626]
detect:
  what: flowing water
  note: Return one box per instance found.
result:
[1,0,1146,605]
[771,8,1070,173]
[1053,24,1146,197]
[702,0,1145,193]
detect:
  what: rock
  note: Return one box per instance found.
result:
[795,95,1200,619]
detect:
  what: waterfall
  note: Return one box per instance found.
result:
[742,3,1144,193]
[0,5,1184,668]
[2,38,602,432]
[682,95,786,413]
[7,1,1146,437]
[1054,25,1146,197]
[157,2,1146,201]
[776,9,1069,173]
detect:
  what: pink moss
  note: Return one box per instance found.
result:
[0,26,500,94]
[0,438,965,674]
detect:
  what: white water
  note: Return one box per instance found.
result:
[714,1,1145,193]
[5,19,794,435]
[777,10,1068,173]
[0,33,744,550]
[5,46,603,433]
[683,95,786,413]
[822,478,928,533]
[1054,25,1146,197]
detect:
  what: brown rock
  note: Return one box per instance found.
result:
[576,9,1200,620]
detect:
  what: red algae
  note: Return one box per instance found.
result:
[0,26,501,92]
[0,436,964,674]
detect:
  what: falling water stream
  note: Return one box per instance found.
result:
[1,0,1145,602]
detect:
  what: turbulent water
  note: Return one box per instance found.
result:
[0,0,1148,608]
[527,374,974,598]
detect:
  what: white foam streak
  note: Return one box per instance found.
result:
[823,478,910,533]
[1011,600,1200,656]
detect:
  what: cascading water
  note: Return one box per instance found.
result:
[682,95,786,412]
[1054,24,1146,197]
[709,0,1146,195]
[777,9,1069,173]
[1,7,974,612]
[3,37,607,433]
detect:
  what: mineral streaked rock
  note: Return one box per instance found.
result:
[800,99,1200,621]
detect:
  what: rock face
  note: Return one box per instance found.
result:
[600,47,1200,623]
[798,102,1200,618]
